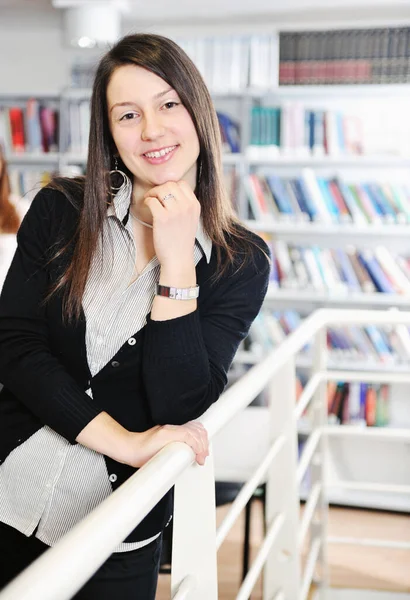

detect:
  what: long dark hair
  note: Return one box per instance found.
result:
[46,33,268,323]
[0,146,20,233]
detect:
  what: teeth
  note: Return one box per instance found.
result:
[144,146,176,159]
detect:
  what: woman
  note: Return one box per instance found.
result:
[0,34,270,599]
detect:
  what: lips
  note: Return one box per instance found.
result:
[142,145,179,165]
[143,145,177,159]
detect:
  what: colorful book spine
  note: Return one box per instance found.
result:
[358,250,396,294]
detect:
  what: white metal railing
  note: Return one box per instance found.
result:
[1,308,410,600]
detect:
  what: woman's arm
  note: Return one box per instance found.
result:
[143,244,271,425]
[76,410,209,467]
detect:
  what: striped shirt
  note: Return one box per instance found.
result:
[0,184,212,552]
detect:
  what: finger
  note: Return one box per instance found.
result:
[185,423,208,454]
[195,451,208,466]
[185,428,207,457]
[145,182,193,209]
[187,420,207,432]
[144,182,180,204]
[144,196,166,219]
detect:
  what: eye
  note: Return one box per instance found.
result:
[119,112,138,121]
[163,101,179,110]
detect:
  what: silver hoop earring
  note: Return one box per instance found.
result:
[110,157,130,193]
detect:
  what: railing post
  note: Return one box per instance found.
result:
[264,358,301,600]
[311,325,330,595]
[171,449,218,599]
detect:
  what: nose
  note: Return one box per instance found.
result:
[141,111,165,141]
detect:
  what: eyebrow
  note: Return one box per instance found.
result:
[110,87,175,113]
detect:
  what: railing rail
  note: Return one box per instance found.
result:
[1,308,410,600]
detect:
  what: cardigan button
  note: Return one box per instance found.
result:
[109,473,117,483]
[111,361,120,368]
[128,337,136,346]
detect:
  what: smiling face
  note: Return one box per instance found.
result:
[107,65,200,198]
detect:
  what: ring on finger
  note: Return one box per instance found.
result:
[162,193,175,203]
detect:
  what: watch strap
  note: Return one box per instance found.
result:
[156,284,200,300]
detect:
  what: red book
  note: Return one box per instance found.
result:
[328,180,351,220]
[249,174,270,216]
[8,107,25,153]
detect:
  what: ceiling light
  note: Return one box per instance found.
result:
[53,1,129,48]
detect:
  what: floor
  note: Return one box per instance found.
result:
[155,501,410,599]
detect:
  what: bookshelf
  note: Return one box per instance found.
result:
[264,290,410,309]
[242,157,410,511]
[227,36,410,512]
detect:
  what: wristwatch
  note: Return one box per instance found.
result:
[156,284,200,300]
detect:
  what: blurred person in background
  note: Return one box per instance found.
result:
[0,146,20,234]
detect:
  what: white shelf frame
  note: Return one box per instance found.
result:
[7,152,60,165]
[264,288,410,308]
[244,220,410,238]
[244,154,410,168]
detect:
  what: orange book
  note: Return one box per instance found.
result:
[326,380,337,413]
[365,384,377,427]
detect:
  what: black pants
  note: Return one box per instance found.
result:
[0,521,162,599]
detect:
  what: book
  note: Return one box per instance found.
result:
[26,99,43,154]
[8,107,25,153]
[217,112,241,153]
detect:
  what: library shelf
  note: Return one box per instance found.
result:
[244,220,410,239]
[244,155,410,168]
[6,152,60,165]
[264,288,410,309]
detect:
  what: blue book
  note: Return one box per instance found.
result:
[364,325,392,360]
[333,248,361,292]
[307,111,315,150]
[349,326,375,356]
[267,242,280,287]
[288,180,310,218]
[217,112,240,153]
[336,112,345,152]
[266,175,294,216]
[358,250,395,294]
[336,329,353,351]
[359,383,368,421]
[312,246,326,285]
[294,177,319,221]
[317,178,340,221]
[328,330,341,350]
[314,110,325,152]
[329,329,348,350]
[367,183,396,222]
[378,328,395,356]
[26,99,43,153]
[362,183,386,218]
[283,310,302,331]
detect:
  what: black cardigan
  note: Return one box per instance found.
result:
[0,186,270,542]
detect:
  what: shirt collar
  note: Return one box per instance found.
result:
[107,185,212,264]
